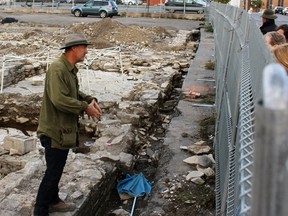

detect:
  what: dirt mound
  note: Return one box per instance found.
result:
[68,18,172,49]
[0,18,178,56]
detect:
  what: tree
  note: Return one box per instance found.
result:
[251,0,264,11]
[216,0,230,3]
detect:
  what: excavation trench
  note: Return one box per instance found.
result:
[102,68,187,216]
[0,17,201,215]
[0,61,188,216]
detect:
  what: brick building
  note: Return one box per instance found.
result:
[264,0,288,8]
[242,0,288,11]
[145,0,165,5]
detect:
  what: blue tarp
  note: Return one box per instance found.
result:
[117,173,152,198]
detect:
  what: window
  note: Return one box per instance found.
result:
[86,1,94,6]
[94,1,101,5]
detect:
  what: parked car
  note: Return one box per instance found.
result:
[274,6,284,14]
[283,7,288,15]
[164,0,206,14]
[67,0,89,4]
[0,0,7,5]
[71,0,118,18]
[121,0,143,5]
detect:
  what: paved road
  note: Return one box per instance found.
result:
[0,3,197,13]
[0,9,203,30]
[1,5,287,28]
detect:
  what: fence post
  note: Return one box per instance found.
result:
[251,103,288,216]
[251,64,288,216]
[1,56,5,93]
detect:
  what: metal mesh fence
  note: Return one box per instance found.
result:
[209,2,275,216]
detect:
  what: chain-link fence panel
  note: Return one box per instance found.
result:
[209,2,275,216]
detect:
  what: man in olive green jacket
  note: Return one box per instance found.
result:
[34,34,102,216]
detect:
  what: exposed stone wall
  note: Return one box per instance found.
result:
[1,60,45,88]
[0,93,41,126]
[78,162,118,216]
[0,158,25,179]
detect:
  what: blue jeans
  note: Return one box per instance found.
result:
[34,136,69,216]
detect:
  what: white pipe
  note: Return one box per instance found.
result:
[119,46,124,76]
[86,64,91,94]
[130,196,137,216]
[46,48,50,72]
[1,56,5,93]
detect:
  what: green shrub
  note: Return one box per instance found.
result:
[204,23,213,33]
[205,60,215,70]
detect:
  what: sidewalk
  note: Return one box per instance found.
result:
[142,27,216,216]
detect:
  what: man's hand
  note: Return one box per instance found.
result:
[85,99,102,121]
[91,99,102,115]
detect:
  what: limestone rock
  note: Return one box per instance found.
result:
[198,155,214,168]
[16,117,29,124]
[71,191,83,200]
[84,125,94,133]
[109,134,126,145]
[90,150,120,162]
[31,77,43,86]
[116,111,140,125]
[9,148,21,156]
[161,81,169,89]
[76,168,102,180]
[185,145,211,154]
[103,62,118,71]
[191,177,205,185]
[186,171,204,181]
[119,152,134,170]
[194,140,207,145]
[140,90,160,101]
[183,155,199,165]
[196,166,215,177]
[3,135,36,155]
[207,154,216,163]
[59,192,68,202]
[183,155,214,168]
[112,209,130,216]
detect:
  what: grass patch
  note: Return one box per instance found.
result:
[120,12,127,17]
[164,182,215,216]
[201,93,215,104]
[196,185,215,207]
[177,193,195,202]
[205,60,215,70]
[204,22,213,32]
[199,115,216,140]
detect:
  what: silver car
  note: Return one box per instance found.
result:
[71,0,118,18]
